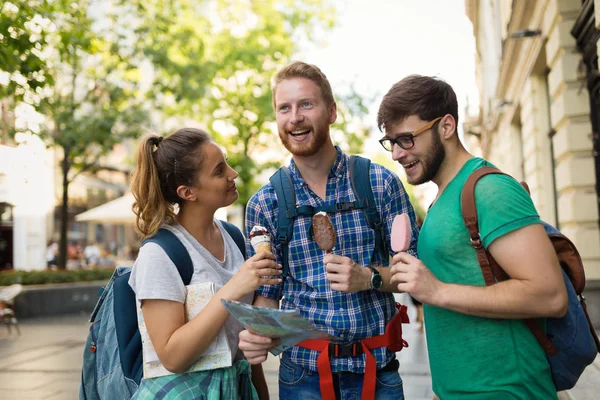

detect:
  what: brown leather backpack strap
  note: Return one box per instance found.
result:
[461,166,559,355]
[461,167,505,285]
[520,181,531,195]
[524,319,559,356]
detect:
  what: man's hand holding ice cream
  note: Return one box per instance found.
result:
[312,212,371,293]
[390,213,442,304]
[323,253,374,293]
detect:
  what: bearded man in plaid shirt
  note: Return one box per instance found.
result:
[239,61,420,400]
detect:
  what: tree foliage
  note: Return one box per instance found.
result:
[4,0,147,268]
[0,0,54,102]
[4,0,373,268]
[120,0,369,207]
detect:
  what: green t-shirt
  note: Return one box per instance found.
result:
[419,158,556,400]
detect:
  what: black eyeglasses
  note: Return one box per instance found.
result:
[379,117,442,152]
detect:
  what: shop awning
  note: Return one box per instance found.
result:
[75,193,136,224]
[76,193,230,224]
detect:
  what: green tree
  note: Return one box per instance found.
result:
[7,0,369,268]
[10,0,147,268]
[0,0,55,139]
[0,0,54,102]
[122,0,369,209]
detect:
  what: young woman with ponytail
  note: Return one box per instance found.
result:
[128,128,280,399]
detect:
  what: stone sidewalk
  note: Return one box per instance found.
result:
[0,313,87,399]
[0,294,597,399]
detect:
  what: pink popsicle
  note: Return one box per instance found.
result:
[391,214,412,252]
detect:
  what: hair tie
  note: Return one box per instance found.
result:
[153,136,164,147]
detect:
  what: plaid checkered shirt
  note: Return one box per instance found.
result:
[133,359,257,399]
[245,148,419,374]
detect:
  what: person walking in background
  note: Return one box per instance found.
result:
[128,128,281,399]
[238,61,420,400]
[66,242,84,269]
[46,240,58,269]
[378,75,567,399]
[83,242,100,267]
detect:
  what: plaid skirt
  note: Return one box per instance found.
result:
[132,359,258,400]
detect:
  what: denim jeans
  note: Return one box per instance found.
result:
[278,353,404,400]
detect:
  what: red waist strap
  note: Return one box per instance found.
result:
[297,303,409,400]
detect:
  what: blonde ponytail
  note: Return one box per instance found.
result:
[131,135,175,238]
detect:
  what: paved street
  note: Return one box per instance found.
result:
[0,313,87,399]
[0,294,433,400]
[0,294,597,399]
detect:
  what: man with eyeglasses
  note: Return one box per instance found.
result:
[377,75,566,400]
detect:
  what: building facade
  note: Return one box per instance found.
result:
[0,137,55,270]
[0,134,131,271]
[466,0,600,326]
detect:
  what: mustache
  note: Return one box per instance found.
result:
[286,124,312,132]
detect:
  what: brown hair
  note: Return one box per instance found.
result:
[130,128,211,238]
[377,75,458,133]
[271,61,334,109]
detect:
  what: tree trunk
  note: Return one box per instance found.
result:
[58,148,70,270]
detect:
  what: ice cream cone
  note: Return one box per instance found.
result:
[249,225,273,254]
[253,240,272,254]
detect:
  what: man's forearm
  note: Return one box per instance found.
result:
[377,266,400,293]
[433,279,566,319]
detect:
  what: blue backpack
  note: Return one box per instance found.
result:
[79,221,246,400]
[461,167,600,391]
[269,155,387,278]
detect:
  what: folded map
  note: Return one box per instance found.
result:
[221,299,336,356]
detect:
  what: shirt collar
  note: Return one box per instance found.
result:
[287,146,346,184]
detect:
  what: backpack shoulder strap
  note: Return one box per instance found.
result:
[220,220,247,259]
[349,155,388,262]
[269,167,296,278]
[111,268,143,384]
[460,166,505,285]
[109,229,193,387]
[461,166,558,355]
[143,229,193,285]
[461,166,505,240]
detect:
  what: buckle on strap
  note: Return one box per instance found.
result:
[336,201,356,211]
[470,235,483,248]
[328,341,363,358]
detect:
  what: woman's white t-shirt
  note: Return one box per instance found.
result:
[128,221,253,363]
